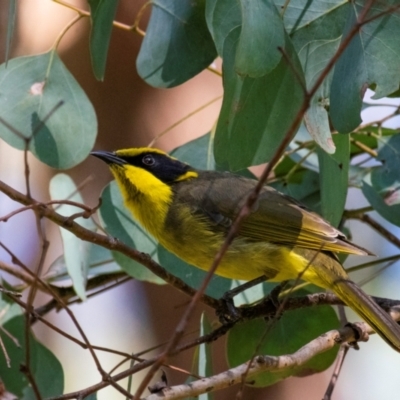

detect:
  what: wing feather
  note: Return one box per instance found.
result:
[175,171,371,256]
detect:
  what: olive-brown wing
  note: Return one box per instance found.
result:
[177,171,370,256]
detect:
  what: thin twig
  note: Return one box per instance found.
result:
[0,180,218,309]
[148,95,223,147]
[353,213,400,250]
[323,345,349,400]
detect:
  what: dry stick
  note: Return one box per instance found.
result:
[142,323,376,400]
[0,245,44,398]
[0,252,130,307]
[0,200,94,223]
[148,95,223,147]
[6,102,65,353]
[0,335,11,368]
[46,323,345,400]
[0,259,41,288]
[349,137,378,158]
[354,214,400,250]
[23,221,49,400]
[53,0,149,35]
[323,345,349,400]
[44,293,400,400]
[0,230,117,390]
[9,290,159,365]
[346,254,400,274]
[131,1,394,397]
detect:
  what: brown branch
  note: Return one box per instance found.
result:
[323,344,349,400]
[44,292,400,399]
[352,213,400,250]
[0,179,218,309]
[142,322,378,400]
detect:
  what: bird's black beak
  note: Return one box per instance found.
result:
[91,151,127,166]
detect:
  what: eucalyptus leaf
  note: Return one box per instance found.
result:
[318,134,349,227]
[88,0,120,80]
[214,28,304,170]
[304,101,336,154]
[235,0,284,78]
[5,0,16,65]
[49,174,96,300]
[330,1,400,133]
[188,313,214,400]
[137,0,217,88]
[0,316,64,398]
[360,136,400,225]
[170,132,256,178]
[0,282,23,326]
[46,245,121,286]
[291,4,347,152]
[371,134,400,205]
[271,169,321,211]
[362,174,400,227]
[287,124,320,173]
[0,52,97,169]
[171,132,215,170]
[274,0,347,32]
[205,0,241,56]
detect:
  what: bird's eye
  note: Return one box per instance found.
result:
[142,155,155,166]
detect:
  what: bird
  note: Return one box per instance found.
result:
[92,147,400,351]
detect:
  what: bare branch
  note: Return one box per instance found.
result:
[143,322,376,400]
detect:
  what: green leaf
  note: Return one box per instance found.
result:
[0,52,97,169]
[99,181,165,283]
[235,0,284,77]
[171,132,256,178]
[304,101,336,154]
[0,281,23,326]
[291,4,348,152]
[205,0,241,56]
[88,0,120,80]
[0,316,64,398]
[171,132,215,170]
[46,245,121,286]
[318,134,349,227]
[362,174,400,227]
[274,0,347,32]
[226,300,340,387]
[136,0,217,88]
[188,313,214,400]
[361,135,400,226]
[330,1,400,133]
[5,0,17,65]
[272,169,321,211]
[49,174,97,300]
[214,28,304,170]
[371,134,400,206]
[286,124,320,173]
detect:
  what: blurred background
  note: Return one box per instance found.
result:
[0,1,399,399]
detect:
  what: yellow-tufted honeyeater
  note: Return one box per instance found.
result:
[92,147,400,351]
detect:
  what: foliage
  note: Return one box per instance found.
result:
[0,0,400,399]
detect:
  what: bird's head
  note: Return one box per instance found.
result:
[91,148,198,196]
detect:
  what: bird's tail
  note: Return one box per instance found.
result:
[333,278,400,352]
